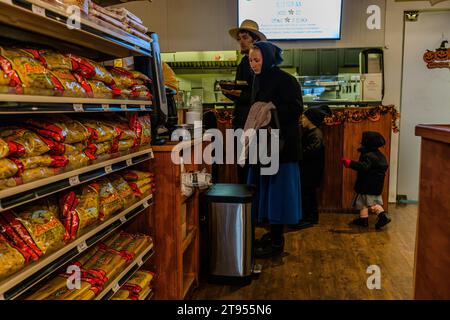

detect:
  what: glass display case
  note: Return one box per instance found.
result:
[297,74,362,103]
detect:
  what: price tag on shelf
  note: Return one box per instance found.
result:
[140,104,146,111]
[104,165,113,174]
[77,241,88,253]
[102,104,110,111]
[112,283,121,293]
[0,293,4,301]
[120,216,127,224]
[126,159,133,166]
[137,258,144,267]
[73,104,84,112]
[5,0,13,6]
[69,175,80,186]
[0,201,3,211]
[120,104,127,111]
[32,4,46,17]
[143,201,149,209]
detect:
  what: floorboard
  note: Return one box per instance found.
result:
[193,204,417,300]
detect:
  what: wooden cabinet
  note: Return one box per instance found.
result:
[299,49,320,76]
[296,48,369,76]
[414,125,450,299]
[280,49,294,67]
[150,140,210,299]
[298,49,340,76]
[342,48,363,67]
[319,49,339,75]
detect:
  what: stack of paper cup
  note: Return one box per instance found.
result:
[186,111,201,124]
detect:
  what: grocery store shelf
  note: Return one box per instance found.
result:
[145,290,154,300]
[0,194,153,300]
[182,273,196,299]
[97,243,155,300]
[0,0,151,58]
[0,147,154,212]
[182,228,197,253]
[0,94,152,114]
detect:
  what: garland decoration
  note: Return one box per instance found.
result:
[212,109,233,125]
[323,105,400,133]
[208,105,400,133]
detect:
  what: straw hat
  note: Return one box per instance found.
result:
[229,19,267,41]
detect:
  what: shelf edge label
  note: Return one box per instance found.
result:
[102,104,110,111]
[5,0,12,6]
[77,241,88,253]
[119,216,127,224]
[126,159,133,166]
[140,104,146,111]
[73,104,84,112]
[104,165,113,174]
[0,293,4,300]
[137,258,144,267]
[69,175,80,186]
[112,283,121,293]
[32,4,46,17]
[143,201,149,209]
[120,104,127,110]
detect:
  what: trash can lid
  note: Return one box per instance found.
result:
[206,184,254,203]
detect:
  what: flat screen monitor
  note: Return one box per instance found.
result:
[238,0,343,40]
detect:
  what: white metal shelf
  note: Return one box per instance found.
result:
[145,289,154,300]
[0,94,152,114]
[0,147,154,212]
[0,0,151,58]
[97,243,155,300]
[0,194,153,300]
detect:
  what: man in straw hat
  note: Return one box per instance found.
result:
[222,19,267,184]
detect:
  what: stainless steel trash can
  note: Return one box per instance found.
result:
[205,184,254,282]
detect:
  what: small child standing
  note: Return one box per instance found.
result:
[342,131,391,229]
[296,104,332,228]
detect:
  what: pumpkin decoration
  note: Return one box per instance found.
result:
[423,40,449,69]
[436,40,449,61]
[436,49,448,61]
[423,50,436,63]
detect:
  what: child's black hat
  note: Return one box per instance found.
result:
[361,131,386,148]
[304,105,332,127]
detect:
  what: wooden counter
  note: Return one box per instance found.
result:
[414,124,450,299]
[212,105,396,211]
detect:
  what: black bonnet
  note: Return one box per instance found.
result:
[361,131,386,149]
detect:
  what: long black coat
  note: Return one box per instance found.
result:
[252,67,303,163]
[301,127,325,188]
[349,148,388,195]
[226,55,254,129]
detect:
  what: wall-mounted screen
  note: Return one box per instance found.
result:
[238,0,343,40]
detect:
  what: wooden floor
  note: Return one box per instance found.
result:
[192,204,417,300]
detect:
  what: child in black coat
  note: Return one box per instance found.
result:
[295,105,332,228]
[342,131,391,229]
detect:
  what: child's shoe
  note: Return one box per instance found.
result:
[375,212,391,230]
[351,217,369,227]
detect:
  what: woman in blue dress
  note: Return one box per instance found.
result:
[247,41,304,258]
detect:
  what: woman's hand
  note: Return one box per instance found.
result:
[221,89,242,97]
